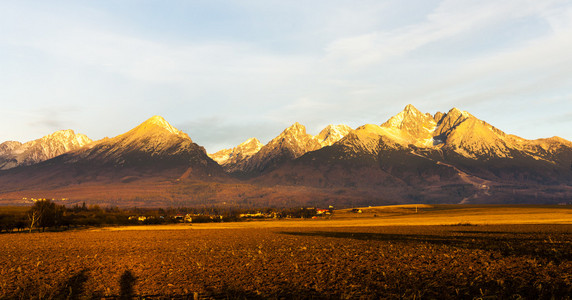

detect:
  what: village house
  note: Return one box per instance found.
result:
[173,214,185,222]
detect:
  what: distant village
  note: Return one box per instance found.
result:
[1,199,339,233]
[128,206,335,224]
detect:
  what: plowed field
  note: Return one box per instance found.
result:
[1,224,571,299]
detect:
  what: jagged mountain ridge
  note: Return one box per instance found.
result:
[316,124,353,146]
[380,104,437,147]
[58,116,224,177]
[209,138,263,173]
[327,104,571,162]
[69,116,193,163]
[0,107,570,206]
[0,130,92,170]
[261,105,572,204]
[226,123,353,175]
[0,116,224,191]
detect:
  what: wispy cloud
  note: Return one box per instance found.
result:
[324,1,563,66]
[0,0,570,148]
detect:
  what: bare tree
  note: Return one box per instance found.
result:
[28,199,62,232]
[28,210,40,233]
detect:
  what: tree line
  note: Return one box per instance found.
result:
[0,200,333,233]
[0,200,132,233]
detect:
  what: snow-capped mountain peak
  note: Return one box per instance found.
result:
[237,138,263,150]
[382,104,436,130]
[0,129,93,170]
[209,138,263,172]
[282,122,307,136]
[237,123,321,173]
[316,124,353,146]
[39,129,92,147]
[379,104,437,146]
[214,123,353,174]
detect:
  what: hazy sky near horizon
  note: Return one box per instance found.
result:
[1,0,571,152]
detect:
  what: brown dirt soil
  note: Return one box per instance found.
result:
[1,224,571,299]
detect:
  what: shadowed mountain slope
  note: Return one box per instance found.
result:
[0,106,570,207]
[255,105,572,204]
[216,123,352,176]
[0,116,225,195]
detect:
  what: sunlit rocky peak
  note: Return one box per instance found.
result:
[237,138,264,159]
[0,141,23,156]
[382,104,436,131]
[378,104,437,147]
[210,137,263,164]
[270,122,321,155]
[341,105,526,158]
[218,122,353,174]
[435,107,472,132]
[133,115,187,138]
[237,122,324,173]
[316,124,353,146]
[240,138,263,149]
[58,116,227,178]
[209,138,263,172]
[282,122,306,135]
[97,116,194,157]
[40,129,92,146]
[336,124,388,155]
[0,129,92,170]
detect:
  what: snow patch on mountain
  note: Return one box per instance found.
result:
[0,130,93,169]
[235,122,352,174]
[316,124,353,146]
[209,137,263,172]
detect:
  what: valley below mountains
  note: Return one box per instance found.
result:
[1,105,571,208]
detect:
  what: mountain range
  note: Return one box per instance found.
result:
[0,130,92,170]
[0,105,570,207]
[211,123,352,175]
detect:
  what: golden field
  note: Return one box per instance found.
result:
[93,204,572,231]
[1,205,571,299]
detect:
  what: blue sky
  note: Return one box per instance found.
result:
[1,0,571,152]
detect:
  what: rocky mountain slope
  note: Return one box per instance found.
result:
[226,123,352,175]
[0,130,92,170]
[0,107,570,206]
[0,116,224,190]
[209,138,263,173]
[316,124,353,146]
[260,105,572,204]
[62,116,224,177]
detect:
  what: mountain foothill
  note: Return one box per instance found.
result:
[1,105,571,207]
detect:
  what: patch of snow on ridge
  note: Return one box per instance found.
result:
[317,124,352,146]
